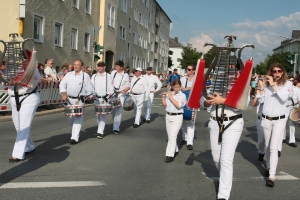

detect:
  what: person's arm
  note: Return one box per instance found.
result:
[121,74,130,94]
[168,91,182,109]
[155,76,162,92]
[161,91,167,107]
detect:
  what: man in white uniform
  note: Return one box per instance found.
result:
[111,60,130,134]
[91,61,114,139]
[180,64,196,150]
[143,67,162,123]
[60,59,95,144]
[131,67,149,127]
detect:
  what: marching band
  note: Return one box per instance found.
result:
[2,34,300,200]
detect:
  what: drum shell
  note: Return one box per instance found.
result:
[64,105,84,117]
[290,107,300,126]
[95,104,112,115]
[182,90,196,123]
[109,98,122,108]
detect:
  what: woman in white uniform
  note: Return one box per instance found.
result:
[162,79,187,163]
[257,63,293,187]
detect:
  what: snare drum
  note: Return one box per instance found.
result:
[109,98,122,108]
[95,103,112,115]
[64,105,84,117]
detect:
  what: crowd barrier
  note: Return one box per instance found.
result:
[0,80,65,112]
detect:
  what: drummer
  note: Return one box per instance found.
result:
[131,67,150,128]
[111,60,130,134]
[91,61,114,139]
[180,64,196,150]
[60,59,95,144]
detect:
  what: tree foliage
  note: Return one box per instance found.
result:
[203,47,216,68]
[255,52,294,75]
[177,43,202,69]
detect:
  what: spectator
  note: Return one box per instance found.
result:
[167,68,180,89]
[68,64,74,72]
[57,64,69,81]
[44,58,58,82]
[0,61,6,84]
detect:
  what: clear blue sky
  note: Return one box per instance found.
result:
[157,0,300,64]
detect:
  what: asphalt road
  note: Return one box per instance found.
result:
[0,96,300,200]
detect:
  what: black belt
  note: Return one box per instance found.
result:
[68,95,85,99]
[132,93,142,95]
[11,91,37,97]
[211,114,242,121]
[166,112,183,116]
[262,114,285,121]
[96,95,107,98]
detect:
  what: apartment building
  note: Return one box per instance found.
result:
[0,0,100,71]
[100,0,171,73]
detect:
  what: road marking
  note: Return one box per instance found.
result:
[202,171,299,182]
[0,181,105,189]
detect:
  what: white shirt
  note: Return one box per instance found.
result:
[44,66,57,80]
[258,81,293,117]
[200,96,242,117]
[7,68,41,96]
[111,70,130,91]
[59,71,94,97]
[131,75,150,96]
[180,76,195,89]
[165,91,187,113]
[144,74,162,92]
[91,72,114,97]
[292,86,300,105]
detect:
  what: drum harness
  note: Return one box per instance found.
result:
[67,73,85,104]
[124,77,140,105]
[94,72,109,103]
[112,72,124,98]
[13,84,38,111]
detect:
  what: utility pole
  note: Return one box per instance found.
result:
[294,54,298,77]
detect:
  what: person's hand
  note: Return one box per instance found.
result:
[62,93,67,101]
[168,91,173,98]
[121,90,126,95]
[266,75,274,86]
[206,92,225,105]
[161,91,167,98]
[152,90,156,94]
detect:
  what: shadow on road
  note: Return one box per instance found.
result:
[0,133,71,183]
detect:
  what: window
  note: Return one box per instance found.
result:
[84,32,90,52]
[71,28,78,50]
[130,0,132,8]
[133,32,137,45]
[120,0,127,13]
[128,17,132,33]
[119,25,126,41]
[33,14,44,43]
[119,52,125,61]
[54,22,63,46]
[86,0,91,14]
[128,42,131,58]
[72,0,79,8]
[145,0,149,8]
[132,57,136,68]
[107,4,115,28]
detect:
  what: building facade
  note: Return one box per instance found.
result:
[0,0,100,72]
[99,0,171,73]
[169,37,184,75]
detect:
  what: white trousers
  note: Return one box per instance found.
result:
[283,108,296,143]
[209,118,243,200]
[94,99,108,134]
[10,93,40,159]
[181,116,196,145]
[165,114,183,157]
[144,92,154,120]
[133,94,144,125]
[261,117,286,179]
[67,98,85,142]
[256,118,265,154]
[111,94,125,131]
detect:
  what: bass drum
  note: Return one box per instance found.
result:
[182,90,196,123]
[290,107,300,126]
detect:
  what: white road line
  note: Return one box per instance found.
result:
[202,171,299,182]
[0,181,106,189]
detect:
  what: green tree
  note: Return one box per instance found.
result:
[177,43,202,69]
[203,46,216,68]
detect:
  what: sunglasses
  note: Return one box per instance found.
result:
[272,70,282,73]
[186,68,193,71]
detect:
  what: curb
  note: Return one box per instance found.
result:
[0,104,94,123]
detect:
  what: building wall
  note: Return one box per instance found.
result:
[0,0,100,71]
[169,47,184,75]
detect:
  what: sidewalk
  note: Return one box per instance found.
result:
[0,103,94,123]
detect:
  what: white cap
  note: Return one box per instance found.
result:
[135,67,142,71]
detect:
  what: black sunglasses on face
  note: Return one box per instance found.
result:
[186,68,193,71]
